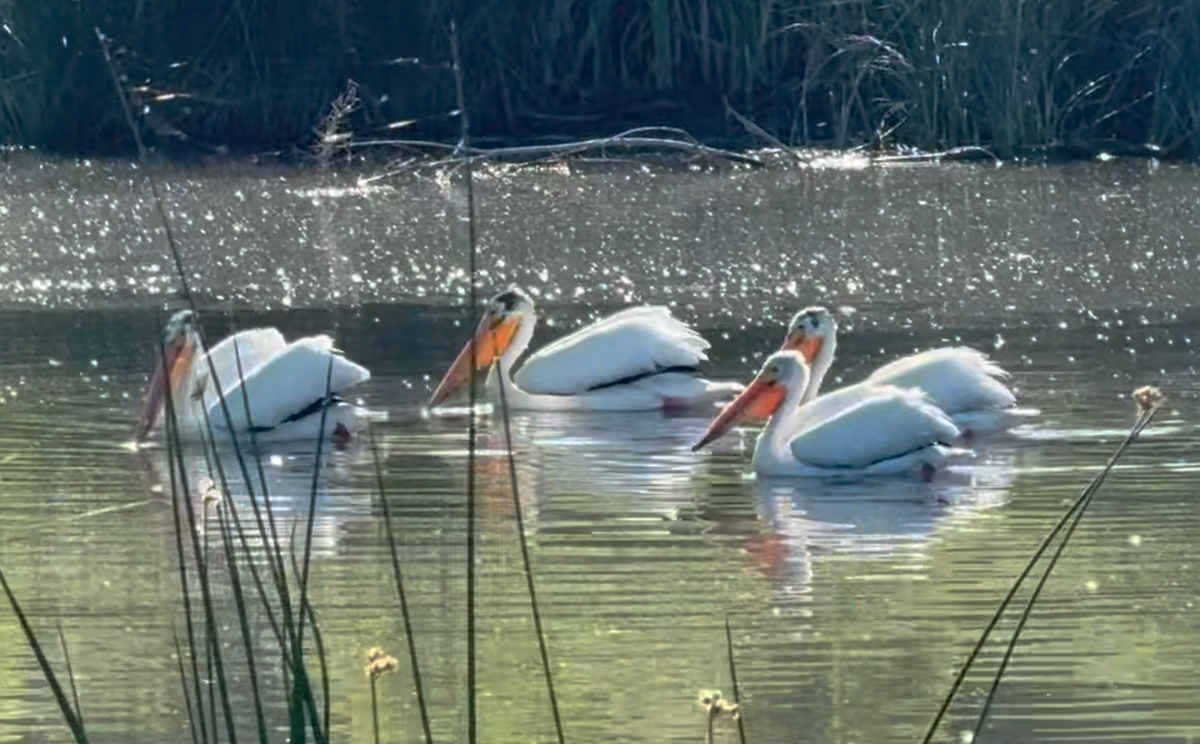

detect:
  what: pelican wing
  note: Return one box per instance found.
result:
[207,335,370,433]
[513,306,710,395]
[789,385,960,469]
[867,347,1015,414]
[198,328,288,399]
[789,383,883,435]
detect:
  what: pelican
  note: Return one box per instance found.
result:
[134,310,370,446]
[693,351,969,478]
[429,287,742,412]
[780,307,1020,436]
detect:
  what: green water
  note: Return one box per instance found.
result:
[0,155,1198,743]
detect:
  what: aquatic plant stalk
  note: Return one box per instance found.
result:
[284,544,333,740]
[968,403,1161,740]
[369,432,434,744]
[174,629,201,744]
[920,403,1162,744]
[370,674,381,744]
[0,567,89,743]
[56,622,84,731]
[161,341,240,744]
[724,617,747,744]
[288,357,335,744]
[450,19,481,744]
[159,326,212,744]
[216,504,270,744]
[493,345,566,743]
[103,25,334,740]
[102,22,300,634]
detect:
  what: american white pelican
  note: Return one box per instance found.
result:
[428,288,742,412]
[780,307,1020,436]
[692,351,969,479]
[134,310,370,446]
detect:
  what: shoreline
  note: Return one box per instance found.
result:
[0,131,1178,174]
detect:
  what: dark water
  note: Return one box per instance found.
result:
[1,154,1199,743]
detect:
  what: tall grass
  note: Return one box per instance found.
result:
[0,28,571,744]
[1,0,1197,156]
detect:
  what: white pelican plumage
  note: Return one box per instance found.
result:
[429,288,742,412]
[134,310,370,446]
[781,307,1021,436]
[693,350,969,478]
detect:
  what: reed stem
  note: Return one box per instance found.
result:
[450,19,481,744]
[921,402,1162,743]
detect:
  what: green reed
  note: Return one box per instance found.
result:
[921,389,1164,743]
[0,22,581,742]
[3,0,1200,156]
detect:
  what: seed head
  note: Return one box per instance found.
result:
[199,477,221,507]
[1132,385,1164,414]
[365,647,399,680]
[366,655,399,680]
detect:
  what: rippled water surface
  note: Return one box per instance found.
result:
[1,154,1198,743]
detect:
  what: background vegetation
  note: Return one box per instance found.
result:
[2,0,1199,157]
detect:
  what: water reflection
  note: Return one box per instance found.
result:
[432,410,715,533]
[132,437,381,559]
[4,154,1200,743]
[725,449,1014,608]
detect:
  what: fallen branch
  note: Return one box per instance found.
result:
[873,145,1000,163]
[353,127,765,172]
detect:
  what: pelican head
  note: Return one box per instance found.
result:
[692,350,808,451]
[429,287,534,408]
[781,306,836,366]
[135,309,200,444]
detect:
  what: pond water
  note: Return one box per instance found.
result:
[0,153,1198,744]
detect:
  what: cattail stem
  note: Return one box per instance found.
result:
[370,676,381,744]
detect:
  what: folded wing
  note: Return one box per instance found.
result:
[207,335,370,433]
[198,328,288,402]
[513,306,710,395]
[867,347,1015,414]
[789,385,960,469]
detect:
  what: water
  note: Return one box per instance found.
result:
[1,153,1199,743]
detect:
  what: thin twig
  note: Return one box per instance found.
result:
[101,30,302,683]
[96,29,193,305]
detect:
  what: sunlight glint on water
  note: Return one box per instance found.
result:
[0,155,1198,743]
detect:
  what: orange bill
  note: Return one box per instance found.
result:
[781,329,824,365]
[691,377,785,452]
[428,313,520,408]
[134,334,195,444]
[740,384,787,422]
